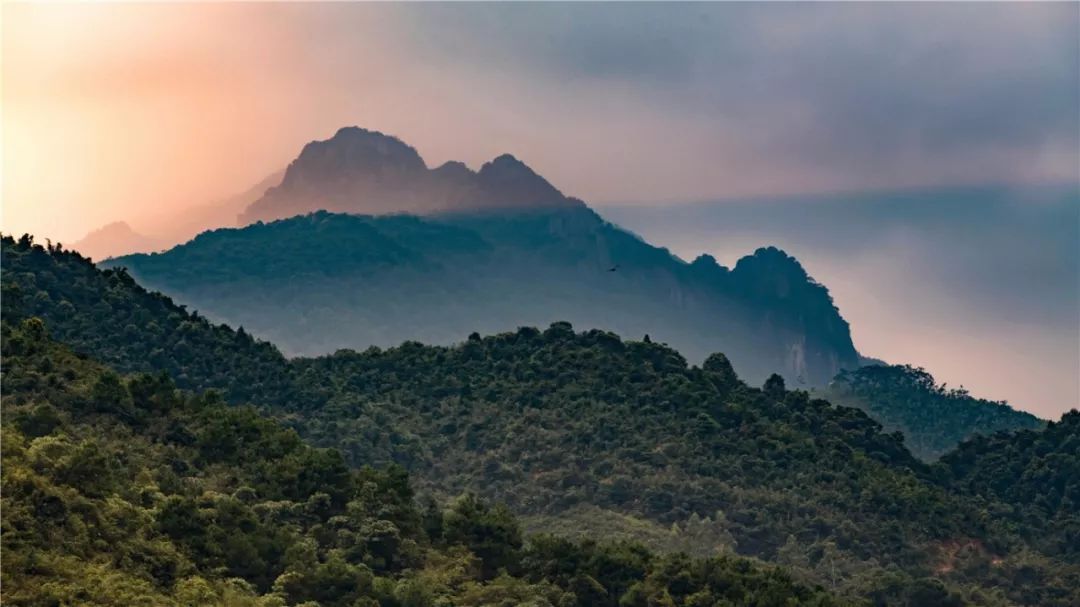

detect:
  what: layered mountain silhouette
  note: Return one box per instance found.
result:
[6,234,1077,605]
[93,126,861,385]
[238,127,581,224]
[71,221,162,261]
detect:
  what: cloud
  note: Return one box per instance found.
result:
[386,2,1080,193]
[3,3,1077,242]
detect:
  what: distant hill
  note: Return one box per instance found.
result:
[104,208,859,386]
[826,364,1045,460]
[71,170,285,261]
[70,221,162,261]
[238,127,582,225]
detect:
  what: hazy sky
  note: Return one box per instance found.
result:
[3,2,1077,243]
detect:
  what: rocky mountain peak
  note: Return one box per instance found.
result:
[241,127,577,223]
[476,153,565,207]
[277,127,426,193]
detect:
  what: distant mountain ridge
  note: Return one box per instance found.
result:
[238,127,582,224]
[71,221,162,261]
[105,208,859,386]
[92,125,861,385]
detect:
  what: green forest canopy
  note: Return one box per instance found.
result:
[2,318,845,607]
[826,365,1044,460]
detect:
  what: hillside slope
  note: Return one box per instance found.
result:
[2,235,292,404]
[826,365,1045,460]
[284,324,1080,605]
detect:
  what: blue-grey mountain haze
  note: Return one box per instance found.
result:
[599,184,1079,419]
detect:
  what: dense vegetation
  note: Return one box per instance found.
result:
[281,326,1080,605]
[4,235,1079,605]
[1,234,291,403]
[1,318,844,606]
[940,412,1080,562]
[103,207,858,386]
[827,365,1044,460]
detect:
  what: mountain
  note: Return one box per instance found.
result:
[825,365,1045,460]
[70,221,162,261]
[238,127,581,225]
[600,184,1080,421]
[6,235,1079,605]
[104,208,858,387]
[2,320,844,607]
[105,126,862,385]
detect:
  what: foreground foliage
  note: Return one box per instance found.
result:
[1,319,842,606]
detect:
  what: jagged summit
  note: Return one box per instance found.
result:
[732,246,819,295]
[432,160,473,176]
[239,126,577,224]
[480,153,530,172]
[476,153,565,206]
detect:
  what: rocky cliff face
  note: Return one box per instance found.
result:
[238,127,580,224]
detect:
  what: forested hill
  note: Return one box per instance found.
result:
[826,365,1045,460]
[940,411,1080,562]
[282,324,1080,604]
[1,234,293,404]
[2,319,844,606]
[6,234,1080,604]
[103,208,858,386]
